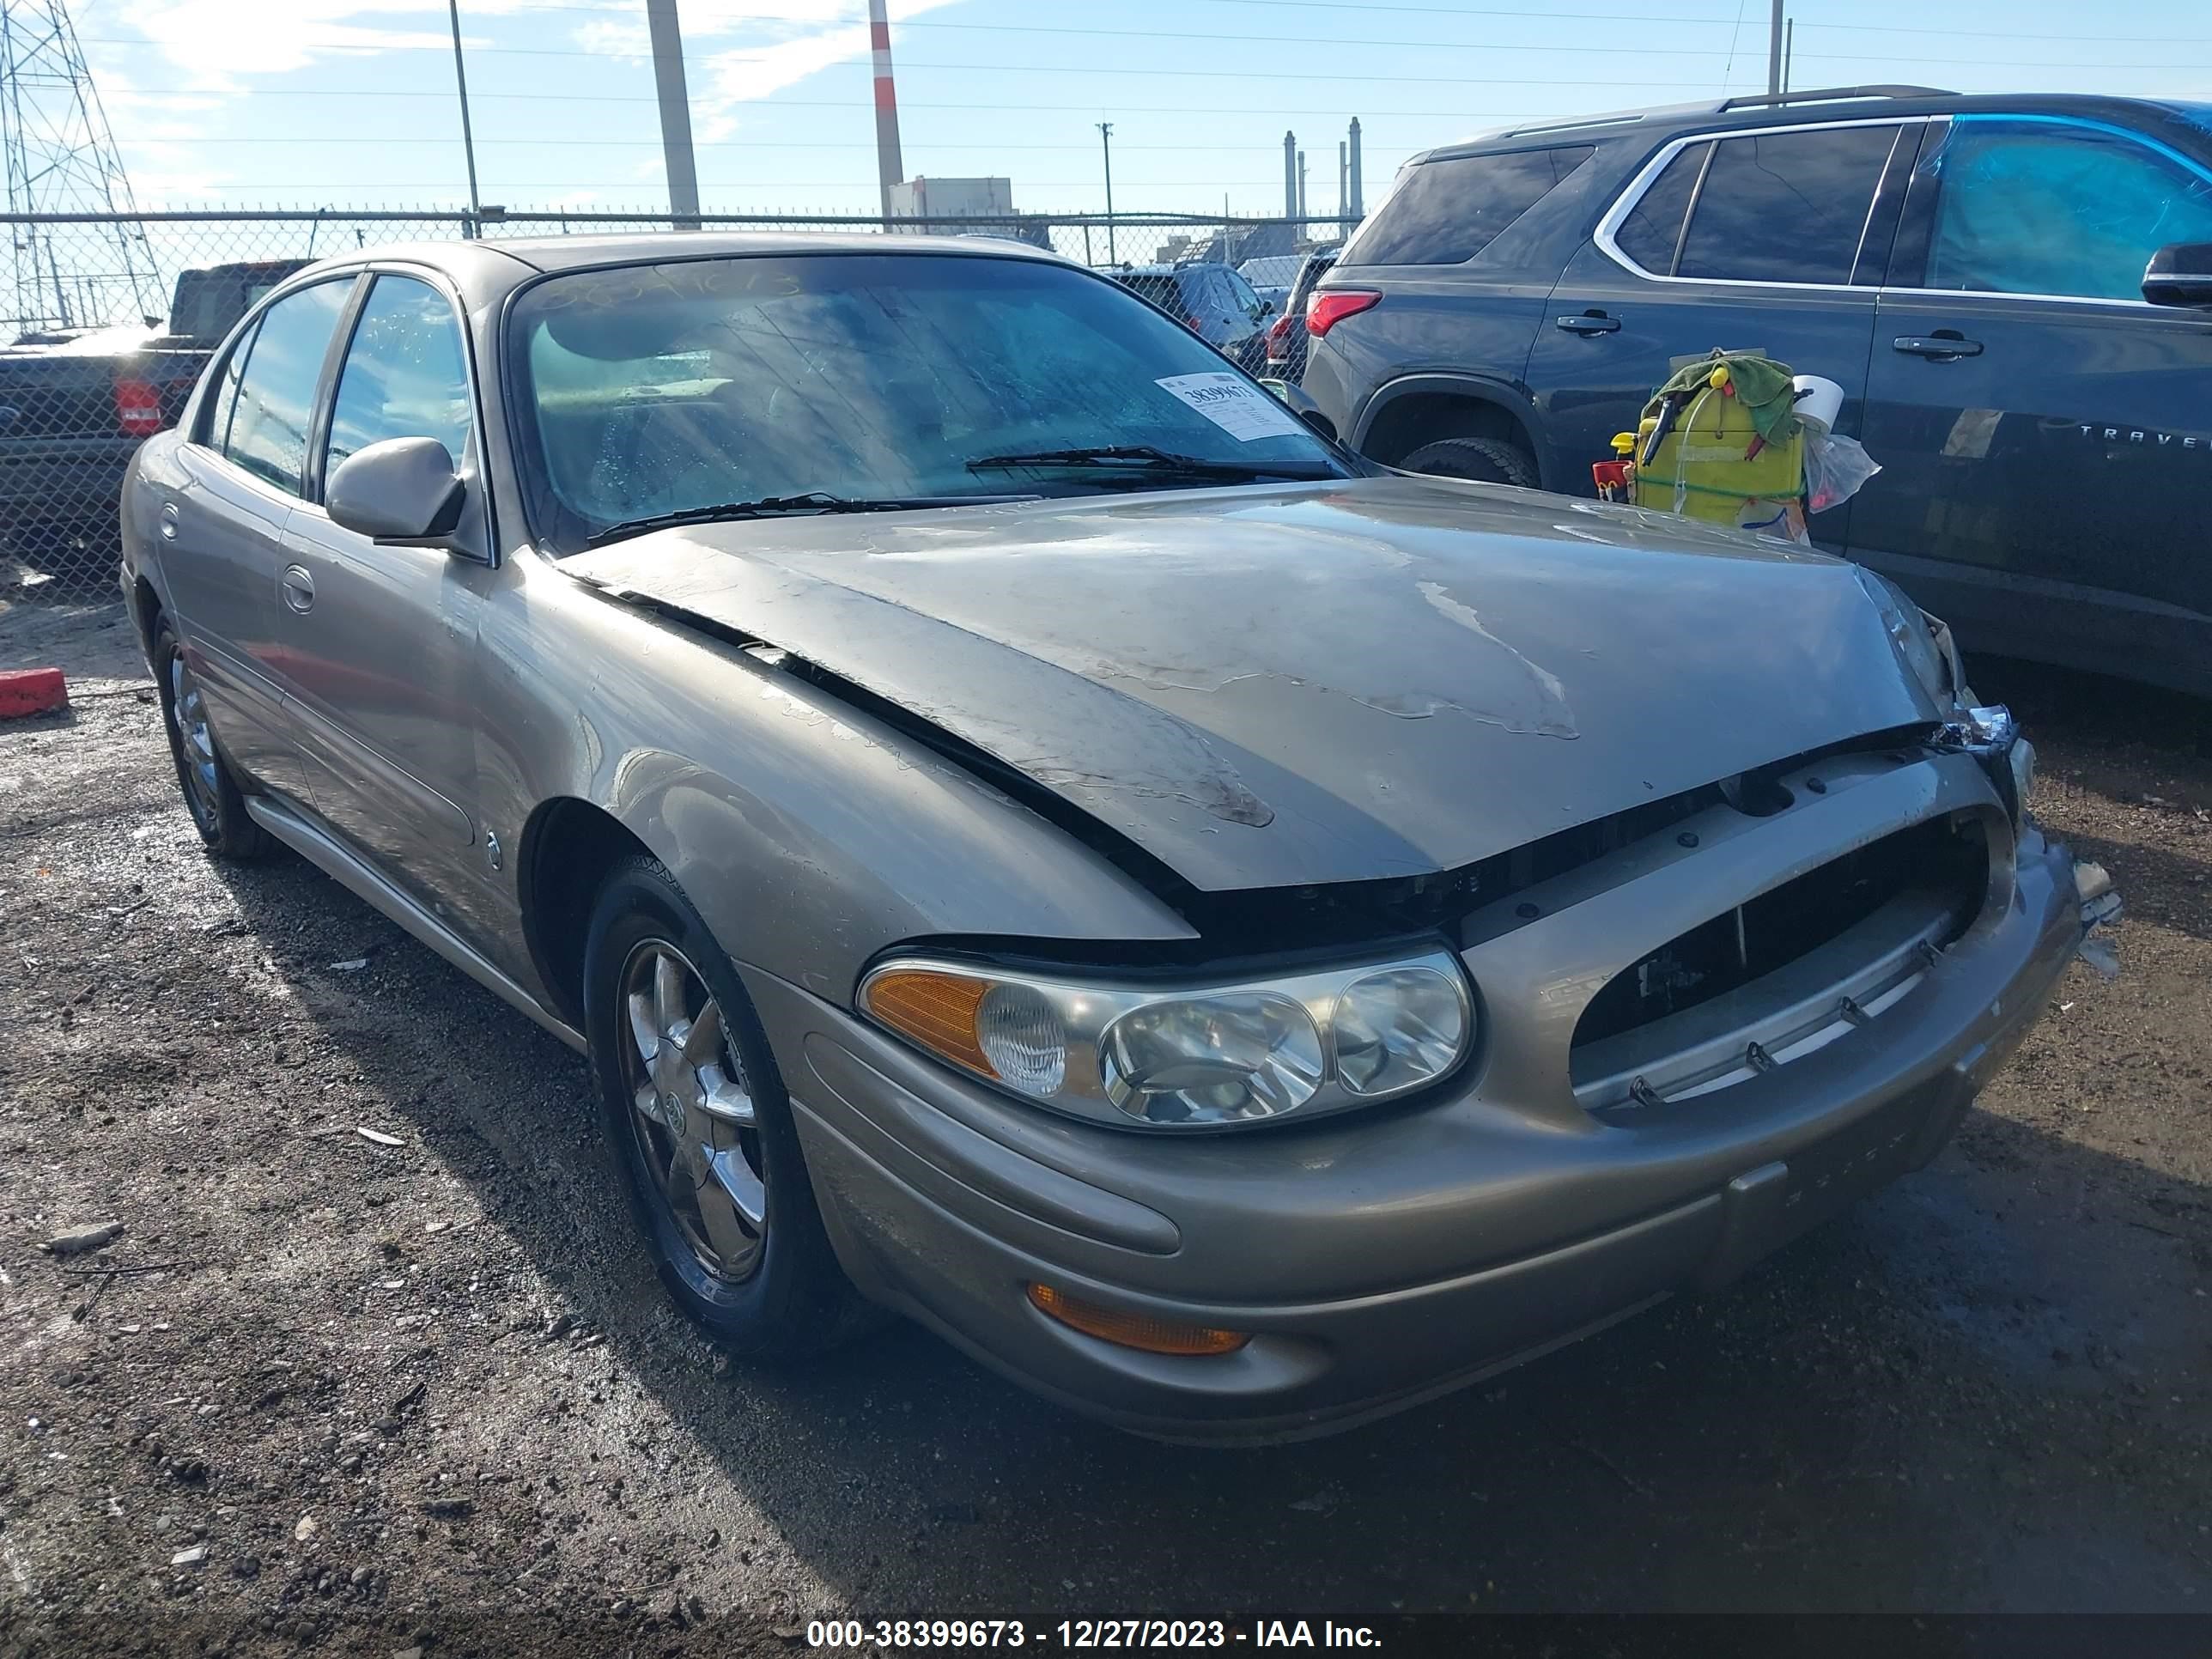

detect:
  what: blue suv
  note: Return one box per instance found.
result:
[1300,88,2212,696]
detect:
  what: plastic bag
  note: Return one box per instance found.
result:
[1804,432,1881,514]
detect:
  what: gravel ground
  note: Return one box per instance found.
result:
[2,598,2209,1656]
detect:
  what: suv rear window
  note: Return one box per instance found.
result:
[1613,125,1899,284]
[1346,144,1595,265]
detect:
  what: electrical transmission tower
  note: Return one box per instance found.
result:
[0,0,161,332]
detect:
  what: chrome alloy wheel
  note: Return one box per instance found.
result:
[616,938,768,1281]
[168,651,221,828]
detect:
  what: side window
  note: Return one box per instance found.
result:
[1613,141,1709,274]
[1674,125,1899,284]
[197,319,258,450]
[1923,118,2212,301]
[1343,144,1595,265]
[222,279,352,496]
[324,274,474,478]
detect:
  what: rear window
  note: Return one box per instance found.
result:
[1344,144,1595,265]
[1614,125,1899,283]
[1676,125,1897,284]
[1238,256,1301,288]
[1613,141,1708,274]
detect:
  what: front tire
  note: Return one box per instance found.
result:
[1400,435,1540,489]
[581,855,865,1358]
[152,619,272,859]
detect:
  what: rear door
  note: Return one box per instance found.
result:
[274,269,490,915]
[1853,113,2212,689]
[161,276,357,801]
[1527,119,1917,542]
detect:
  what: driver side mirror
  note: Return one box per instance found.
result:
[2143,242,2212,307]
[325,436,469,548]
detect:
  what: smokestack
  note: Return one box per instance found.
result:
[1283,130,1297,220]
[1297,149,1307,220]
[868,0,904,225]
[1348,116,1363,220]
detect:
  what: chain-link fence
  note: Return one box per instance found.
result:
[0,205,1358,599]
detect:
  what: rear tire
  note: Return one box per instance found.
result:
[582,854,867,1359]
[1400,435,1540,489]
[152,619,273,859]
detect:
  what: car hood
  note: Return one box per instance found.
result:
[566,475,1944,893]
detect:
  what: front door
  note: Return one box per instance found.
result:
[1528,119,1920,544]
[1852,114,2212,690]
[271,270,493,927]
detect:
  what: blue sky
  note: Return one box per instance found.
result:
[77,0,2212,217]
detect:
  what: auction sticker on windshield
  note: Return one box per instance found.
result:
[1154,372,1309,442]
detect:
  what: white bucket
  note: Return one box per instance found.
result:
[1792,374,1844,437]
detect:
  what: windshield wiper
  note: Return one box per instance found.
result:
[581,491,1025,550]
[965,445,1338,483]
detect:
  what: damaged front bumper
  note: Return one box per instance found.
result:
[749,750,2107,1444]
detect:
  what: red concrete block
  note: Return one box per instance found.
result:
[0,666,68,718]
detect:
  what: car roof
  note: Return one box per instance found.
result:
[1412,88,2196,165]
[271,230,1074,307]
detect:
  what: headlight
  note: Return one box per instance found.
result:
[859,948,1474,1130]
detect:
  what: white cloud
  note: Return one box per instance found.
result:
[122,0,529,90]
[689,0,964,143]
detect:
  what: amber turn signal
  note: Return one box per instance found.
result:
[1026,1284,1251,1357]
[863,968,994,1077]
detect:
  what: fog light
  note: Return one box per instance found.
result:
[1026,1284,1250,1356]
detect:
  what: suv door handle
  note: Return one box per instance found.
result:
[1893,333,1983,361]
[280,563,315,615]
[1555,313,1621,335]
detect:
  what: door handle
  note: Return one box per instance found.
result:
[280,563,315,614]
[1555,313,1621,335]
[1892,333,1983,360]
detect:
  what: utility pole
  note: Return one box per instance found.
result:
[868,0,904,226]
[645,0,700,223]
[1347,116,1363,222]
[1097,121,1115,263]
[1337,141,1347,235]
[1297,150,1307,221]
[1784,18,1795,94]
[447,0,482,234]
[1765,0,1784,96]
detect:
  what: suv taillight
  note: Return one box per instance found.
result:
[1306,290,1380,337]
[115,378,162,437]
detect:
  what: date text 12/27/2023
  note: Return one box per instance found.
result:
[805,1620,1384,1649]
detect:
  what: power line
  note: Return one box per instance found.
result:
[100,87,1600,118]
[82,36,2212,79]
[168,137,1301,149]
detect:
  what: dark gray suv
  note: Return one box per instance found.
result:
[1301,88,2212,696]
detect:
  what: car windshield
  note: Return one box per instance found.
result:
[507,252,1349,553]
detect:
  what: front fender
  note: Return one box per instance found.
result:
[480,557,1196,1009]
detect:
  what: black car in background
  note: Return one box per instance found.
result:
[1299,88,2212,697]
[1111,261,1273,372]
[1262,246,1339,382]
[1,258,309,588]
